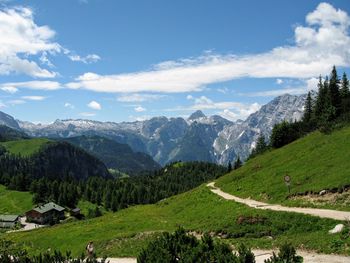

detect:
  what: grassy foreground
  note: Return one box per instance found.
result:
[0,185,33,214]
[6,185,349,257]
[216,126,350,210]
[0,138,51,157]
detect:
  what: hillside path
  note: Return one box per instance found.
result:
[207,182,350,221]
[107,249,350,263]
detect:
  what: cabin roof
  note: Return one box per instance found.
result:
[0,214,19,222]
[33,202,65,214]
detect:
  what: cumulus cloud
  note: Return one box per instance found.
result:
[68,54,101,64]
[65,3,350,94]
[21,96,46,101]
[117,93,165,102]
[134,106,146,112]
[64,102,75,109]
[87,100,101,110]
[0,6,100,78]
[0,7,60,77]
[276,79,283,85]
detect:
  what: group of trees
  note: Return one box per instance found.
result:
[0,157,226,211]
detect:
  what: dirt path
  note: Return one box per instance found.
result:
[106,249,350,263]
[207,182,350,221]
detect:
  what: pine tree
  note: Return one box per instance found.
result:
[314,76,325,118]
[340,72,350,98]
[329,66,341,117]
[302,91,313,123]
[227,162,232,173]
[233,156,242,170]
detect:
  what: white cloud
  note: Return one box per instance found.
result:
[186,95,194,100]
[22,96,46,101]
[244,77,319,97]
[8,99,25,105]
[87,100,101,110]
[79,112,96,117]
[117,93,165,102]
[64,102,75,109]
[0,6,100,78]
[65,3,350,94]
[0,81,61,90]
[0,7,60,77]
[134,106,146,112]
[1,86,18,94]
[276,79,283,85]
[129,115,151,122]
[68,54,101,64]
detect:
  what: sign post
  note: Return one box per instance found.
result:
[284,175,291,194]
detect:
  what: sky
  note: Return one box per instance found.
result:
[0,0,350,123]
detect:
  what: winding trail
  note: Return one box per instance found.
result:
[207,182,350,221]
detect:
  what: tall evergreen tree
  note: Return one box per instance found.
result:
[340,72,350,98]
[329,66,341,116]
[233,156,242,170]
[302,91,313,123]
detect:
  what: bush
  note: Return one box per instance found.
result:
[264,243,303,263]
[137,227,256,263]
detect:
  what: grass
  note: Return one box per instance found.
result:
[6,185,350,257]
[0,185,33,215]
[0,138,51,157]
[216,125,350,210]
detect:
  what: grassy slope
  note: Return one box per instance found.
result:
[216,126,350,210]
[0,185,33,214]
[7,186,349,257]
[0,138,51,157]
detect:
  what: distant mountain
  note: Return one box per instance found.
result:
[0,139,111,181]
[0,125,29,142]
[62,135,161,175]
[6,93,306,165]
[0,111,20,130]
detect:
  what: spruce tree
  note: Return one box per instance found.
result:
[233,156,242,170]
[329,66,341,116]
[340,72,350,98]
[255,134,267,155]
[314,76,325,118]
[302,91,313,123]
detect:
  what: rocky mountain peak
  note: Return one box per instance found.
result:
[188,110,206,120]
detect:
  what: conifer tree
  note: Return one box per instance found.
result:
[340,72,349,97]
[233,156,242,170]
[303,91,313,123]
[329,66,341,116]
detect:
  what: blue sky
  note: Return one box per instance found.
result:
[0,0,349,123]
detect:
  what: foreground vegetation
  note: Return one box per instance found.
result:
[217,125,350,210]
[6,186,349,257]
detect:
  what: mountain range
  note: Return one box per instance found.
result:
[1,93,306,166]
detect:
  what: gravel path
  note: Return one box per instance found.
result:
[106,249,350,263]
[207,182,350,221]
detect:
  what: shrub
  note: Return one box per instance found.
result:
[264,243,303,263]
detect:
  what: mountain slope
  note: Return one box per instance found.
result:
[0,111,20,130]
[0,125,29,142]
[0,139,110,181]
[216,125,350,209]
[62,135,161,175]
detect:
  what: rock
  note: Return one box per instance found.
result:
[319,190,327,195]
[329,224,344,234]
